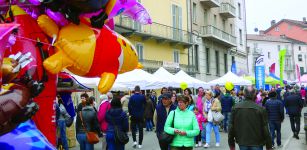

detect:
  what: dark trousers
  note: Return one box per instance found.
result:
[170,146,192,150]
[269,121,281,146]
[289,116,301,135]
[195,130,202,143]
[131,117,144,145]
[222,112,231,132]
[156,132,169,150]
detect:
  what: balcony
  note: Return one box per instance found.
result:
[252,48,262,56]
[200,25,236,47]
[138,59,198,76]
[200,0,220,8]
[114,16,192,48]
[219,3,236,18]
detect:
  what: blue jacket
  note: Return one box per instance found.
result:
[276,88,282,100]
[155,104,177,133]
[128,93,146,119]
[285,93,303,117]
[105,108,129,132]
[221,93,233,113]
[265,98,284,121]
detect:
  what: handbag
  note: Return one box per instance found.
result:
[211,111,224,123]
[110,117,129,144]
[158,110,175,145]
[79,112,100,144]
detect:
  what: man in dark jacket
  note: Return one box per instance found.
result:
[284,88,304,139]
[221,90,233,132]
[153,93,176,150]
[128,85,146,148]
[228,86,272,150]
[265,91,284,148]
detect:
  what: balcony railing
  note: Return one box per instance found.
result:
[138,59,198,75]
[200,0,220,8]
[201,25,236,47]
[115,16,192,46]
[219,3,236,18]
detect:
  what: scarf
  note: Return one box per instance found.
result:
[204,98,212,113]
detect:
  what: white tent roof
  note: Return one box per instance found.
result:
[174,70,209,89]
[153,67,182,88]
[115,69,167,90]
[207,71,252,86]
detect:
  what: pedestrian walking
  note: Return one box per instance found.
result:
[56,96,70,150]
[193,107,206,147]
[144,95,155,131]
[220,89,233,132]
[97,93,112,150]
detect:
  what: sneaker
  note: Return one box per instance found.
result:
[216,143,220,147]
[138,145,142,149]
[198,141,202,147]
[195,144,199,147]
[203,143,210,148]
[132,142,137,148]
[272,145,276,149]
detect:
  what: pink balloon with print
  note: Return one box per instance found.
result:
[108,0,137,19]
[123,2,152,24]
[46,9,69,26]
[28,0,41,5]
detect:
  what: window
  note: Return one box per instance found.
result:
[277,45,280,51]
[253,43,258,48]
[215,50,219,75]
[285,45,288,50]
[206,48,210,73]
[298,54,303,61]
[172,4,182,40]
[230,24,233,34]
[194,45,199,71]
[136,44,144,60]
[238,3,241,19]
[214,15,217,26]
[239,29,242,45]
[204,9,208,23]
[231,56,235,63]
[299,46,301,51]
[268,52,271,59]
[173,50,179,63]
[222,19,226,31]
[300,67,304,75]
[192,3,197,23]
[275,27,279,32]
[224,53,228,73]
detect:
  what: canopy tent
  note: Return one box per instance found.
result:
[243,76,280,85]
[174,70,209,89]
[153,67,182,88]
[295,74,307,83]
[115,69,167,90]
[243,76,255,84]
[208,72,252,86]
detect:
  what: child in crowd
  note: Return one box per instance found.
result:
[194,107,207,147]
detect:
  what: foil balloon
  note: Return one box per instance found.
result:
[28,0,41,5]
[121,2,152,24]
[6,5,57,145]
[0,120,55,150]
[225,81,234,91]
[180,82,188,90]
[40,17,142,94]
[46,9,69,26]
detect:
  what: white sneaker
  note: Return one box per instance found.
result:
[132,142,137,148]
[195,144,199,147]
[216,143,220,147]
[138,145,142,149]
[203,143,210,148]
[198,141,202,147]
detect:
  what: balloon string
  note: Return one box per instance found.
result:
[15,35,53,46]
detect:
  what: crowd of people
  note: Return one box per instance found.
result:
[55,83,305,150]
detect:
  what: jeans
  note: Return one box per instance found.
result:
[205,122,220,144]
[222,112,231,132]
[195,130,202,143]
[201,122,206,142]
[106,131,124,150]
[131,117,143,145]
[145,118,153,131]
[57,119,68,150]
[76,133,94,150]
[269,121,281,146]
[239,145,263,150]
[289,116,301,135]
[156,132,169,150]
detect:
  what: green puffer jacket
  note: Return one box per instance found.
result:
[164,107,199,147]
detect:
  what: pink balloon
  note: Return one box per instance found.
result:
[46,9,69,26]
[105,18,115,30]
[27,0,41,5]
[80,9,103,18]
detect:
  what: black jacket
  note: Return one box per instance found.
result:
[265,98,284,122]
[285,93,303,117]
[228,100,272,149]
[76,106,101,134]
[105,108,129,132]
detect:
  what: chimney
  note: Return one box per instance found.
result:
[271,20,276,26]
[259,30,265,35]
[303,17,307,23]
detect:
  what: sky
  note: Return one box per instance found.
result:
[245,0,307,34]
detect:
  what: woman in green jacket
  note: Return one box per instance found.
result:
[164,95,200,150]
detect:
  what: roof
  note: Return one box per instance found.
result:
[283,36,307,44]
[264,19,307,33]
[247,34,291,43]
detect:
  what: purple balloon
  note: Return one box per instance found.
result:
[28,0,41,5]
[46,9,69,26]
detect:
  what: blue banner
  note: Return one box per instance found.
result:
[231,61,237,74]
[255,55,265,90]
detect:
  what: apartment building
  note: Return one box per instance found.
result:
[114,0,196,75]
[189,0,247,82]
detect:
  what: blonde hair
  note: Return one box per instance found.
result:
[205,90,213,97]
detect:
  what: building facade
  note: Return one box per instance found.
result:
[189,0,247,82]
[114,0,196,75]
[247,34,296,80]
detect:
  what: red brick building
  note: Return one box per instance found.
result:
[264,18,307,43]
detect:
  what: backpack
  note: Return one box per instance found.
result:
[110,118,129,144]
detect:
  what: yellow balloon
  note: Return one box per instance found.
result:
[225,81,234,91]
[180,82,188,90]
[37,15,59,38]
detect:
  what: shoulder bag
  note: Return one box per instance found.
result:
[110,116,129,144]
[158,110,175,145]
[79,112,100,144]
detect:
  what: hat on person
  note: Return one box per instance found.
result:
[161,93,171,99]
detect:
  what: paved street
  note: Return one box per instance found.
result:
[71,108,307,150]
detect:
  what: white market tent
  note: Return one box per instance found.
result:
[174,70,210,89]
[115,69,168,90]
[207,71,252,86]
[153,67,182,88]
